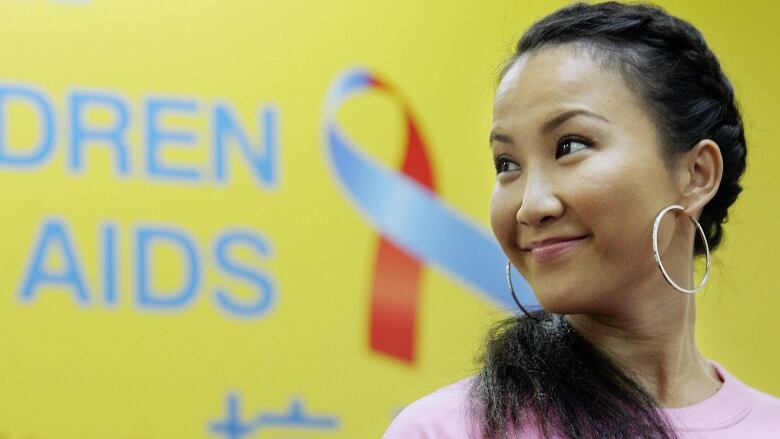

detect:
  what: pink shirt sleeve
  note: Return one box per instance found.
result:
[381,379,479,439]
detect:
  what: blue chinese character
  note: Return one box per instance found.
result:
[210,393,255,439]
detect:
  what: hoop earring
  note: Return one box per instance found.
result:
[505,260,537,318]
[652,204,711,294]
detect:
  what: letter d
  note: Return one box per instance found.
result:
[0,84,55,166]
[136,226,200,310]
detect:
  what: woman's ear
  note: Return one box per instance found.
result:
[678,139,724,216]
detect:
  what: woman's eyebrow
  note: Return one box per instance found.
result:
[489,110,609,148]
[542,109,610,134]
[489,132,513,146]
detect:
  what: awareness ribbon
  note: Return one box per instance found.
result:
[322,68,537,363]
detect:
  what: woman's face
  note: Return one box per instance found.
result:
[490,45,684,315]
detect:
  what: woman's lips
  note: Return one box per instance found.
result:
[527,236,588,264]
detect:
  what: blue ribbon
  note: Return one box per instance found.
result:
[322,68,538,311]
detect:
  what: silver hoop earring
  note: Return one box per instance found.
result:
[505,260,537,318]
[652,204,711,294]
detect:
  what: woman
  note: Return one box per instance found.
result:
[382,2,780,438]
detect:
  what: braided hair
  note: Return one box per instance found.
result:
[470,2,747,438]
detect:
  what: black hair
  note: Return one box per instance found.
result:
[471,312,675,438]
[470,2,746,438]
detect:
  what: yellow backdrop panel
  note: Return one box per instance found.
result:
[0,0,776,438]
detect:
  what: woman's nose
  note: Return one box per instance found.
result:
[515,172,564,227]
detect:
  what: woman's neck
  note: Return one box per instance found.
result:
[565,293,722,408]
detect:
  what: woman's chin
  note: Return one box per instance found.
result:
[532,288,591,315]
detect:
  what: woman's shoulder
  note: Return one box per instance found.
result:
[381,376,479,439]
[728,372,780,435]
[745,382,780,416]
[673,362,780,435]
[715,363,780,414]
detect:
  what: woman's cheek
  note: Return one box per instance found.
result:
[571,163,652,264]
[490,187,518,254]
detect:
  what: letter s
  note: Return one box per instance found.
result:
[213,230,276,318]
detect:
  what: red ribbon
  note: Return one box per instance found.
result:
[367,77,435,363]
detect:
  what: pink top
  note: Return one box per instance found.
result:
[382,363,780,438]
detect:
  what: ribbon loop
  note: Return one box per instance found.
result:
[323,68,537,363]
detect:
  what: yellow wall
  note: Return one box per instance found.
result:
[0,1,776,437]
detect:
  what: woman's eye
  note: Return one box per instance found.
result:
[555,136,590,159]
[494,157,520,174]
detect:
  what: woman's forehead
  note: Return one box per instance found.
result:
[493,46,644,132]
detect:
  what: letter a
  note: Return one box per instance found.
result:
[19,219,90,305]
